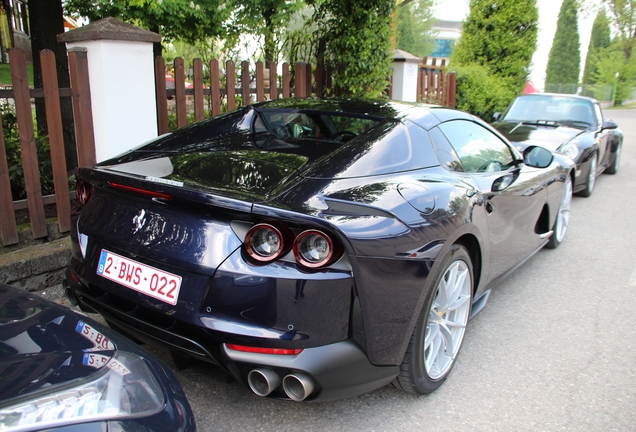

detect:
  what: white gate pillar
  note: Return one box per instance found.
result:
[58,17,161,163]
[391,49,421,103]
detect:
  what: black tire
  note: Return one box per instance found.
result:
[605,143,621,175]
[546,175,573,249]
[576,153,597,197]
[393,244,473,395]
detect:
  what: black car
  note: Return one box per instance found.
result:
[0,283,195,431]
[64,98,575,401]
[493,93,623,197]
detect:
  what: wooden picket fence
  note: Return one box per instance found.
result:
[417,57,456,107]
[154,56,457,132]
[0,47,95,247]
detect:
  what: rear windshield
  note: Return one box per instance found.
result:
[254,109,381,143]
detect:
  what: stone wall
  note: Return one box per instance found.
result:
[0,238,71,291]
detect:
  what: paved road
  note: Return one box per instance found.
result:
[73,109,636,431]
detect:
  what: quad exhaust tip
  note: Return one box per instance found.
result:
[282,373,315,402]
[248,368,281,397]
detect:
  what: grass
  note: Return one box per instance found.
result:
[0,63,34,86]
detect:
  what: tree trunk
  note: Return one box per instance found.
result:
[28,0,77,171]
[263,10,275,65]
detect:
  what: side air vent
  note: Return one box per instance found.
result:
[324,199,394,218]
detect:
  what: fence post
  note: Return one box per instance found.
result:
[256,61,265,102]
[210,59,221,117]
[241,61,251,105]
[226,60,236,111]
[447,72,457,108]
[269,62,278,100]
[155,56,169,135]
[282,63,290,98]
[68,47,96,167]
[10,48,47,239]
[41,49,71,233]
[295,62,306,98]
[174,57,187,128]
[193,58,205,122]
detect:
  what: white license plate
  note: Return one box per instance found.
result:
[97,249,182,305]
[75,320,115,351]
[82,353,131,375]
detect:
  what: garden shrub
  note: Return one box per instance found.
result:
[1,101,54,201]
[452,64,515,121]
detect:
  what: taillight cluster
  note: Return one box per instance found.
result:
[244,223,342,269]
[75,178,93,207]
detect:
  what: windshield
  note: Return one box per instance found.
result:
[502,95,597,129]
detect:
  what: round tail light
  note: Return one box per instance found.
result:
[245,223,288,263]
[293,230,338,268]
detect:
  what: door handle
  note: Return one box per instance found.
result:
[485,201,494,214]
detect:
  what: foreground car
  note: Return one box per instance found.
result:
[65,98,574,401]
[0,283,195,431]
[493,93,623,197]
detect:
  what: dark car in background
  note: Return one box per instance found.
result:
[493,93,623,197]
[0,283,195,432]
[65,98,574,401]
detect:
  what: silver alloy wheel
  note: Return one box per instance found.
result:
[555,176,573,242]
[587,155,597,192]
[425,259,472,380]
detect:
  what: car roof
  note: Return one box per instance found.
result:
[253,97,472,130]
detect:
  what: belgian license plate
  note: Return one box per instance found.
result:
[75,320,115,351]
[97,249,182,305]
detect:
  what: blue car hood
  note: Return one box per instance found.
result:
[0,284,117,402]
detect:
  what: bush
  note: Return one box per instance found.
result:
[1,101,54,201]
[452,64,515,121]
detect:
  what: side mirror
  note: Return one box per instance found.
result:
[493,112,501,121]
[523,145,553,168]
[602,119,618,130]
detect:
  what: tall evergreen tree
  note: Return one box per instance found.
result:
[582,10,611,84]
[545,0,581,89]
[396,0,435,57]
[451,0,539,92]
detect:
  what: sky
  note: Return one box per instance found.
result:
[433,0,601,89]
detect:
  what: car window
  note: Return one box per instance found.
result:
[438,120,515,173]
[429,126,464,172]
[593,103,603,126]
[301,120,440,178]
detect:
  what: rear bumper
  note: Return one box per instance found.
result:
[65,267,398,401]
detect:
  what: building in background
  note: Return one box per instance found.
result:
[428,20,462,60]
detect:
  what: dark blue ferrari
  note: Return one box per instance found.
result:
[65,99,575,401]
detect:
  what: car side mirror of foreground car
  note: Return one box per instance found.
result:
[602,119,618,130]
[523,145,553,169]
